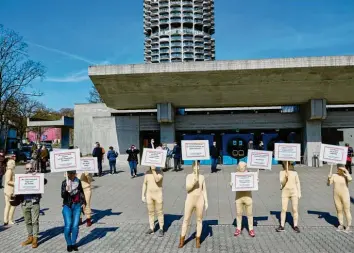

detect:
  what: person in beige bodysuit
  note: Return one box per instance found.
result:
[3,158,16,226]
[142,166,164,237]
[327,164,352,232]
[230,161,255,237]
[178,161,208,249]
[276,161,301,233]
[77,172,93,227]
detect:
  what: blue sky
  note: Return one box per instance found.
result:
[1,0,353,110]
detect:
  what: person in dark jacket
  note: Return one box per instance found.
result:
[210,141,219,173]
[345,143,353,174]
[172,142,182,171]
[107,147,118,174]
[126,145,140,178]
[19,163,48,249]
[92,143,104,177]
[61,170,86,252]
[0,149,5,188]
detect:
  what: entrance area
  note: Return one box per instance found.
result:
[140,130,160,150]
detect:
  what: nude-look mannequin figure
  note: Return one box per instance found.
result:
[3,158,16,225]
[328,164,352,232]
[142,166,164,237]
[276,161,301,233]
[77,172,93,227]
[230,161,255,237]
[178,161,208,249]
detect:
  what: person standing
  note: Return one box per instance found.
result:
[210,141,219,173]
[3,157,16,226]
[172,142,182,171]
[19,163,48,248]
[92,143,104,177]
[77,172,93,227]
[162,143,171,169]
[345,143,353,174]
[61,171,86,252]
[148,139,155,149]
[126,145,140,178]
[107,147,118,174]
[40,146,49,173]
[0,149,5,189]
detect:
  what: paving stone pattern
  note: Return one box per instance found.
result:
[0,164,353,252]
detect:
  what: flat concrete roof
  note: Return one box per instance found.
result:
[89,56,354,109]
[27,116,74,128]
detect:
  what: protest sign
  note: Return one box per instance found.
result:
[231,172,258,191]
[50,149,81,172]
[274,143,301,161]
[247,149,272,170]
[14,173,44,195]
[141,148,167,168]
[77,157,99,173]
[319,144,348,164]
[181,140,210,160]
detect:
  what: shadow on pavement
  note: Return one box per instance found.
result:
[184,220,218,246]
[135,173,145,178]
[78,227,119,247]
[307,210,339,227]
[38,226,63,244]
[232,216,269,230]
[161,214,183,232]
[0,226,9,233]
[270,211,294,227]
[15,208,50,223]
[91,209,122,224]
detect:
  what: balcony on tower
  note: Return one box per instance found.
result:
[171,1,181,7]
[160,0,169,7]
[183,1,193,7]
[160,42,170,48]
[171,34,182,41]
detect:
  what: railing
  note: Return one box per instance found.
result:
[171,18,181,22]
[183,36,193,40]
[183,18,193,22]
[171,42,182,46]
[152,28,205,37]
[194,14,203,18]
[171,47,182,52]
[171,35,182,40]
[184,42,194,46]
[171,53,182,58]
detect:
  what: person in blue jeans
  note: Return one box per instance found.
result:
[126,145,140,178]
[107,147,118,174]
[61,171,86,252]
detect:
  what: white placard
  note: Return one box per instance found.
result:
[319,144,348,164]
[14,173,44,195]
[181,140,210,160]
[274,143,301,162]
[231,172,258,191]
[141,148,167,168]
[50,149,81,173]
[77,157,99,173]
[247,149,272,170]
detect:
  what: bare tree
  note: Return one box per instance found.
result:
[87,84,103,103]
[0,24,45,147]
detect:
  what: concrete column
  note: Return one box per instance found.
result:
[302,99,327,167]
[61,127,70,149]
[157,103,175,168]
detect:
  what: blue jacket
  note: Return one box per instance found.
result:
[107,150,118,162]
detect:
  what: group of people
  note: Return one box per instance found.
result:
[141,159,352,249]
[30,144,50,173]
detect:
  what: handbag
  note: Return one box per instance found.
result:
[10,195,22,206]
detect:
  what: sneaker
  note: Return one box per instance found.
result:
[276,226,285,232]
[86,219,92,227]
[337,225,345,231]
[234,228,241,236]
[72,245,78,251]
[67,245,73,252]
[293,226,300,233]
[8,221,15,225]
[3,222,8,226]
[158,229,164,237]
[249,230,255,237]
[146,229,154,235]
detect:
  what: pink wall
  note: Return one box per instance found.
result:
[27,128,61,142]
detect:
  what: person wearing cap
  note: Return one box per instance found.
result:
[230,161,256,237]
[19,163,48,248]
[328,164,352,232]
[61,170,86,252]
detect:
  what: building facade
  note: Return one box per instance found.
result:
[144,0,215,63]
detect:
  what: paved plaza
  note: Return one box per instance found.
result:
[1,163,354,252]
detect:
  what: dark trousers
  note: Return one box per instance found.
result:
[211,157,218,172]
[109,160,117,174]
[174,158,181,171]
[0,175,3,188]
[98,160,103,175]
[40,160,47,173]
[345,161,352,174]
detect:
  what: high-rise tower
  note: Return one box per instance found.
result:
[144,0,215,63]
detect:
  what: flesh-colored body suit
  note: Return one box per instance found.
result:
[180,164,208,238]
[3,160,16,224]
[77,172,93,219]
[279,168,301,227]
[231,162,254,231]
[328,170,352,229]
[142,168,164,231]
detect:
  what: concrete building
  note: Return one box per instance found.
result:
[144,0,215,63]
[74,55,354,167]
